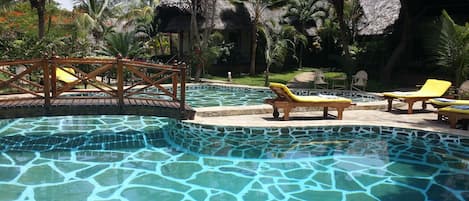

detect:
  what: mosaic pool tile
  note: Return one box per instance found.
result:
[0,116,469,200]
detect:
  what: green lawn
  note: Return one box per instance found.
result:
[206,68,314,86]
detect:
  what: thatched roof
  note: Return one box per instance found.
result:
[157,0,401,35]
[157,0,285,32]
[357,0,401,35]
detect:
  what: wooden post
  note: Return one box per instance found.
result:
[172,62,178,101]
[180,63,187,114]
[117,58,124,106]
[43,58,51,107]
[50,61,57,98]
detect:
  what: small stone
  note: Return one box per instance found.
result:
[209,192,237,201]
[334,171,364,191]
[346,192,378,201]
[94,168,134,186]
[0,167,20,181]
[130,174,190,192]
[371,184,424,201]
[34,181,94,201]
[18,164,64,185]
[188,171,252,194]
[76,164,109,178]
[292,190,342,201]
[121,187,184,201]
[161,162,202,179]
[387,162,437,177]
[427,184,459,201]
[0,184,25,201]
[312,172,332,186]
[188,189,207,201]
[243,190,269,200]
[284,169,314,180]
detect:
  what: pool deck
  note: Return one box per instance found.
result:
[188,104,469,137]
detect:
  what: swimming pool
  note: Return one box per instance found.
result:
[144,84,381,107]
[65,84,381,108]
[1,116,467,201]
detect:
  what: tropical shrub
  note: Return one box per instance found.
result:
[97,32,143,59]
[423,10,469,86]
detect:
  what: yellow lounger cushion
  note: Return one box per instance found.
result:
[269,83,352,103]
[382,79,451,98]
[439,105,469,115]
[429,98,469,107]
[56,67,78,83]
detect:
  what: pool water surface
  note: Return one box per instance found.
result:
[150,84,381,107]
[0,116,468,201]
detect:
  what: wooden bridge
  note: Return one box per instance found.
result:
[0,58,195,120]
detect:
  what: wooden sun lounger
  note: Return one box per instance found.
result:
[382,79,452,114]
[264,83,353,120]
[438,106,469,129]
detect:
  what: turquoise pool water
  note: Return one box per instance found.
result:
[150,84,380,107]
[0,116,468,201]
[66,84,380,107]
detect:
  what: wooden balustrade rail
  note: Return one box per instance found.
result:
[0,58,193,119]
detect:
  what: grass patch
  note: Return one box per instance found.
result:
[206,68,314,86]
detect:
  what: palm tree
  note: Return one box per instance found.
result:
[73,0,121,42]
[29,0,46,38]
[231,0,288,75]
[423,10,469,86]
[0,0,15,11]
[329,0,354,75]
[284,0,332,68]
[260,24,295,86]
[119,0,158,28]
[97,31,143,59]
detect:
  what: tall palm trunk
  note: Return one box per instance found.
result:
[264,64,270,86]
[381,0,409,84]
[332,0,354,76]
[249,23,258,75]
[30,0,46,39]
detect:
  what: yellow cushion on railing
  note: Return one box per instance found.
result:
[56,67,78,83]
[439,105,469,114]
[269,83,352,103]
[382,79,451,98]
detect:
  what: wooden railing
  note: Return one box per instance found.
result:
[0,57,187,113]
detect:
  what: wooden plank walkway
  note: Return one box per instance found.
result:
[0,98,196,120]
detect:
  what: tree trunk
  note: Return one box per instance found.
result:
[332,0,354,76]
[249,23,258,75]
[380,0,409,83]
[298,45,303,69]
[30,0,46,39]
[264,66,270,87]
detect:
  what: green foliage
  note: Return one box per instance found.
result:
[74,0,121,41]
[97,32,143,59]
[0,35,92,59]
[0,2,74,38]
[422,10,469,86]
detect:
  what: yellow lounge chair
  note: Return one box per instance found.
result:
[382,79,451,114]
[429,98,469,108]
[56,67,78,83]
[264,83,353,120]
[438,105,469,128]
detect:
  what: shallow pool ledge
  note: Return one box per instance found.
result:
[195,100,403,117]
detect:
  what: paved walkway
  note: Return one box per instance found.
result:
[188,106,469,137]
[287,71,315,88]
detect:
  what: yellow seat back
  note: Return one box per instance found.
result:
[416,79,452,96]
